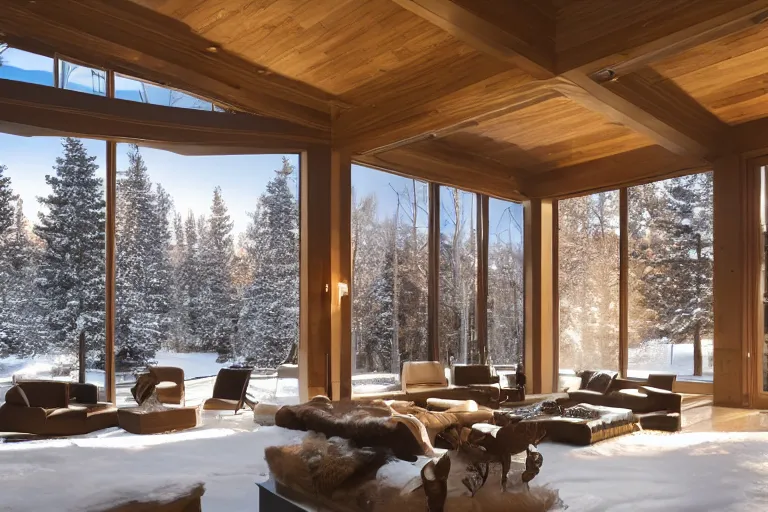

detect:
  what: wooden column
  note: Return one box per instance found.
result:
[619,188,629,377]
[713,154,753,407]
[330,151,352,400]
[428,183,441,362]
[476,194,489,364]
[105,140,116,404]
[524,199,555,394]
[551,201,560,380]
[299,146,333,401]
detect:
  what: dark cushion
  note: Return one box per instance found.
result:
[5,385,30,407]
[212,368,252,400]
[17,381,69,408]
[585,371,617,394]
[131,373,159,405]
[452,365,498,386]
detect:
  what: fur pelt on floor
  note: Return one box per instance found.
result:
[275,398,431,461]
[265,434,390,498]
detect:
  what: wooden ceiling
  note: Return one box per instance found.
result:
[3,0,768,199]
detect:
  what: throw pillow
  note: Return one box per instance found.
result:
[585,370,617,394]
[5,385,30,407]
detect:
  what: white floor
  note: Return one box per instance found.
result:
[2,413,768,511]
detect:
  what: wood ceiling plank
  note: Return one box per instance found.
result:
[557,0,768,74]
[390,0,555,79]
[525,145,709,199]
[335,70,546,154]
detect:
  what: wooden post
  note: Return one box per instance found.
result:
[619,188,629,377]
[476,194,489,364]
[551,201,560,381]
[330,150,352,400]
[524,199,555,394]
[105,140,116,403]
[299,147,333,401]
[428,183,441,362]
[713,154,753,407]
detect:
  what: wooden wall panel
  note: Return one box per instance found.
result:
[524,199,555,394]
[300,147,333,401]
[712,154,753,407]
[330,151,352,400]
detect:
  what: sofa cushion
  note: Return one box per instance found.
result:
[585,371,617,394]
[17,381,69,408]
[5,385,30,407]
[401,361,448,391]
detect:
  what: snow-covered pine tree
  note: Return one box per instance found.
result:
[34,138,106,366]
[0,165,15,234]
[238,157,299,367]
[366,247,395,371]
[638,173,714,376]
[179,211,204,349]
[166,212,187,352]
[114,145,170,370]
[1,199,47,358]
[151,184,174,346]
[198,187,237,362]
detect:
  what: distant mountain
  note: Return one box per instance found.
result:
[0,66,53,87]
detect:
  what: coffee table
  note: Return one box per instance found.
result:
[118,406,199,435]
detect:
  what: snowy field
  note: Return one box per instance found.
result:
[627,341,714,381]
[1,418,768,511]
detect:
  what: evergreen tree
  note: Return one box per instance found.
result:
[198,187,237,361]
[238,157,299,367]
[366,248,395,371]
[34,138,106,366]
[114,145,170,369]
[1,199,46,358]
[180,211,203,349]
[0,165,15,234]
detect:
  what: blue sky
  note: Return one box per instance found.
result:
[0,46,523,245]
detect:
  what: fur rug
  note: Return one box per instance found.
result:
[275,398,432,461]
[265,434,565,512]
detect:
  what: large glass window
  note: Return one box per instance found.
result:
[350,165,429,394]
[114,145,300,404]
[439,187,477,367]
[558,191,620,372]
[628,173,714,381]
[115,75,213,110]
[58,59,107,96]
[488,198,525,368]
[0,134,106,396]
[0,46,54,86]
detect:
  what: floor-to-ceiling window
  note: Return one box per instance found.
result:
[628,173,714,381]
[487,198,525,368]
[0,134,107,394]
[439,187,478,366]
[558,191,620,372]
[350,165,429,394]
[114,144,300,404]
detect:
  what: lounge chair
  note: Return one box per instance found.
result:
[146,366,185,405]
[202,367,253,413]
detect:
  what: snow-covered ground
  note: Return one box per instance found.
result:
[2,419,768,511]
[627,341,714,381]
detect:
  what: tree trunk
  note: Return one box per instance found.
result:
[693,321,702,376]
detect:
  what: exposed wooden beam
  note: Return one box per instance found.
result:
[558,0,768,75]
[733,117,768,155]
[526,146,710,199]
[554,72,726,159]
[0,79,329,151]
[0,0,333,129]
[390,0,555,79]
[354,141,525,201]
[335,73,557,154]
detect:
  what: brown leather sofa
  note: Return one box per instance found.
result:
[0,381,118,436]
[355,361,502,407]
[558,371,682,431]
